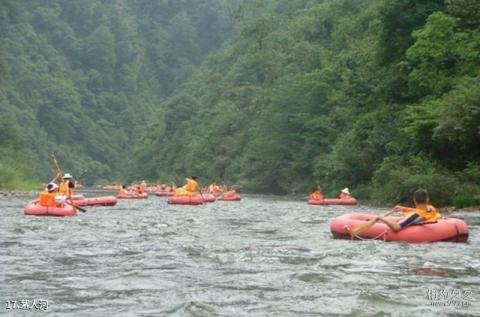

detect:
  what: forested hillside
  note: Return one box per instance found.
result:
[1,0,479,206]
[131,0,480,206]
[0,0,237,188]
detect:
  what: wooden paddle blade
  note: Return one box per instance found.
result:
[349,211,394,237]
[350,218,378,236]
[67,196,87,213]
[73,205,87,213]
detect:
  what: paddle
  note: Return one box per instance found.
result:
[49,153,63,183]
[51,153,63,177]
[51,154,87,213]
[77,169,88,181]
[67,195,87,213]
[196,181,205,202]
[349,210,395,237]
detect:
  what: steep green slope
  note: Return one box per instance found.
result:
[0,0,238,188]
[132,0,480,206]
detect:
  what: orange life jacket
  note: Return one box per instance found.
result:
[405,204,441,223]
[39,191,56,207]
[224,190,236,197]
[310,191,323,200]
[186,179,199,193]
[209,184,221,193]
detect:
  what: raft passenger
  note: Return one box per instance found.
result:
[59,173,75,196]
[375,189,441,232]
[310,186,324,201]
[339,188,351,199]
[118,185,129,196]
[38,183,59,207]
[185,176,199,195]
[223,186,237,198]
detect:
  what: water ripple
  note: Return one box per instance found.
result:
[0,194,478,316]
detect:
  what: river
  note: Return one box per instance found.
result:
[1,193,479,316]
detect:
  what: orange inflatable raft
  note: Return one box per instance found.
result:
[73,196,117,206]
[155,190,175,197]
[330,213,469,243]
[24,200,76,217]
[167,195,203,205]
[308,198,357,205]
[218,194,241,201]
[202,193,216,203]
[117,193,148,199]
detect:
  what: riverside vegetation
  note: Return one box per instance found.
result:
[1,0,479,207]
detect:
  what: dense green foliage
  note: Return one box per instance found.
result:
[0,0,237,188]
[132,0,479,206]
[2,0,479,206]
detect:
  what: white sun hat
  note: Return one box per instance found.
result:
[46,182,59,192]
[62,173,73,179]
[341,188,350,195]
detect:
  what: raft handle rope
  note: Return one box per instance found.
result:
[345,225,387,241]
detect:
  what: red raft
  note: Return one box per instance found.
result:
[330,213,469,243]
[202,193,216,203]
[218,194,241,201]
[24,200,76,217]
[155,190,175,197]
[118,193,148,199]
[72,196,117,207]
[308,198,357,205]
[167,195,203,205]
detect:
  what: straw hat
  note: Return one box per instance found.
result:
[341,188,350,195]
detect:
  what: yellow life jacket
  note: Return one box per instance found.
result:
[175,188,189,196]
[59,181,74,196]
[405,205,441,223]
[186,179,199,193]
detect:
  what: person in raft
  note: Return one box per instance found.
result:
[375,189,441,232]
[38,182,60,207]
[339,187,351,199]
[185,176,199,195]
[174,177,199,196]
[310,185,324,201]
[58,173,75,196]
[209,181,221,194]
[223,186,237,198]
[134,185,144,196]
[118,185,130,196]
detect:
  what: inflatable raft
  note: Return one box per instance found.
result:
[202,193,216,203]
[73,196,117,207]
[117,193,148,199]
[155,190,175,197]
[330,213,469,243]
[218,194,241,201]
[24,200,76,217]
[167,195,203,205]
[308,198,357,205]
